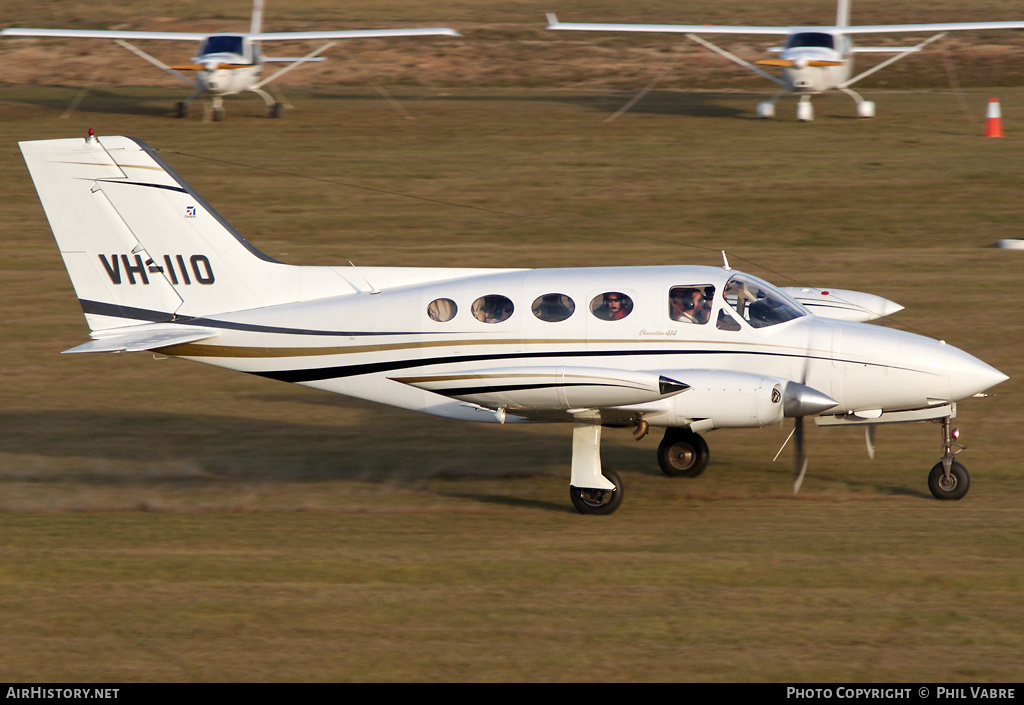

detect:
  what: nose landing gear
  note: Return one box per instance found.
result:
[928,416,970,500]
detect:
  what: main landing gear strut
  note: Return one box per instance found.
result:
[568,422,623,515]
[757,90,876,122]
[176,90,283,121]
[567,422,713,515]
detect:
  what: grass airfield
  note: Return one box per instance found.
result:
[1,0,1023,682]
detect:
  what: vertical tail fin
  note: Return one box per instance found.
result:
[20,134,290,331]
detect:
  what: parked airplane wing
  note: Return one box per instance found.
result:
[545,14,791,35]
[780,287,903,322]
[842,21,1024,34]
[252,29,461,41]
[0,28,206,41]
[546,13,1024,36]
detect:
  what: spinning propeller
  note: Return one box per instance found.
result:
[776,352,837,493]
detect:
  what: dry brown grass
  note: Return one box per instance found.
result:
[1,0,1022,683]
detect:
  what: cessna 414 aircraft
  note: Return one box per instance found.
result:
[20,134,1007,514]
[0,0,459,120]
[547,0,1024,121]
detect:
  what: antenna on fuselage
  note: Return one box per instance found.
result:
[721,250,731,270]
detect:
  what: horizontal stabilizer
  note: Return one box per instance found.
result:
[262,56,328,63]
[63,325,218,354]
[756,58,845,67]
[853,47,924,53]
[391,366,689,411]
[170,63,253,71]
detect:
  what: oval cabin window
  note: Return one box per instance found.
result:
[590,292,632,321]
[427,298,457,322]
[532,293,575,322]
[471,295,514,324]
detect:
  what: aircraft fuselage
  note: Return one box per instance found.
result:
[154,264,1004,429]
[778,30,853,93]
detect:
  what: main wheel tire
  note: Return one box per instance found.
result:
[570,468,623,515]
[928,461,970,500]
[657,429,710,478]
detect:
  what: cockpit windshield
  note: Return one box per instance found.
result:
[200,35,245,57]
[785,32,835,50]
[722,274,806,329]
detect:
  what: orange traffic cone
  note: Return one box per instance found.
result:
[985,97,1004,138]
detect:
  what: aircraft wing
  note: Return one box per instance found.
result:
[546,14,1024,36]
[62,324,218,354]
[250,29,461,41]
[0,28,460,42]
[780,287,903,322]
[0,28,206,41]
[843,21,1024,35]
[546,13,791,36]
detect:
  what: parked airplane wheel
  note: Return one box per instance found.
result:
[928,461,970,500]
[657,428,710,478]
[176,101,188,118]
[212,108,225,122]
[269,102,283,118]
[570,468,623,515]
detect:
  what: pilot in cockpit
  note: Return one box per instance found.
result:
[670,286,712,324]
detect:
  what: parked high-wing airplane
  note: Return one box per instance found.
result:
[547,0,1024,121]
[19,134,1007,514]
[0,0,459,120]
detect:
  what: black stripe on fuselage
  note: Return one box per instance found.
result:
[425,381,646,398]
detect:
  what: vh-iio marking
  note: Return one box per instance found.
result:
[99,254,215,286]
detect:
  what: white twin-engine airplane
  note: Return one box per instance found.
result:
[20,134,1007,514]
[547,0,1024,121]
[0,0,459,120]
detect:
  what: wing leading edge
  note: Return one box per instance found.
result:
[545,13,1024,36]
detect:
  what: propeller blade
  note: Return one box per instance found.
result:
[865,425,876,460]
[793,417,808,493]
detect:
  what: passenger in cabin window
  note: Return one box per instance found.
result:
[473,295,514,323]
[427,298,457,322]
[485,301,513,323]
[670,286,713,324]
[592,292,631,321]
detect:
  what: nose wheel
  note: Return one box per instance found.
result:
[929,416,970,500]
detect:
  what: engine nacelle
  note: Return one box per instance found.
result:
[634,370,836,430]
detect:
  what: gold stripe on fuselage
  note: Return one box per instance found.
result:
[156,337,824,361]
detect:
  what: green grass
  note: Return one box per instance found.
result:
[1,0,1023,683]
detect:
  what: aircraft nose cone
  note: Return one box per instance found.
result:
[945,346,1008,400]
[783,381,838,417]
